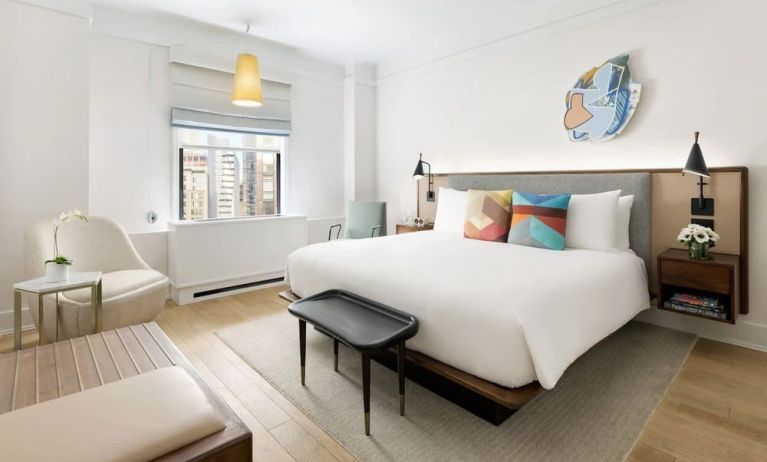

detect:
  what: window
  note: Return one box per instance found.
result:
[177,127,285,220]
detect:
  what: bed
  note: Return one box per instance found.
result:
[286,172,652,419]
[287,231,649,389]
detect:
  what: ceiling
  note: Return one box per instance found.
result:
[92,0,626,70]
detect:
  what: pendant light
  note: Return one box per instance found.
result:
[231,24,263,107]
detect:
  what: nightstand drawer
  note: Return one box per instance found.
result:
[660,260,731,294]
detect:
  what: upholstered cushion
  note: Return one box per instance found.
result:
[508,191,571,250]
[63,269,167,304]
[464,189,513,242]
[0,367,226,462]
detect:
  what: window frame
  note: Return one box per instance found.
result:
[175,127,286,221]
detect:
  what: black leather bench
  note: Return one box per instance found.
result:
[288,289,419,435]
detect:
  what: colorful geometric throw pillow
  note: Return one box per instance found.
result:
[508,191,571,250]
[464,189,514,242]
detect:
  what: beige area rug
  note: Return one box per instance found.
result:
[217,311,696,462]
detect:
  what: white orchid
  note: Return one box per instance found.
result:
[56,209,86,224]
[48,209,88,265]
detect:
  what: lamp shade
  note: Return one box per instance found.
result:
[231,53,263,107]
[683,131,710,178]
[413,153,425,179]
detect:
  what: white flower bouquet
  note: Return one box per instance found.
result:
[677,224,719,260]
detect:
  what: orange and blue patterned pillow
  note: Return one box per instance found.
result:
[464,189,514,242]
[508,191,571,250]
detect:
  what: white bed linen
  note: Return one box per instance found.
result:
[286,231,649,389]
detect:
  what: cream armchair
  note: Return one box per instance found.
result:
[25,216,168,341]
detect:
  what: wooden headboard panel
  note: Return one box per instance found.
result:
[417,167,749,314]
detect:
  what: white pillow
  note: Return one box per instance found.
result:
[565,190,621,251]
[433,187,467,235]
[615,195,634,251]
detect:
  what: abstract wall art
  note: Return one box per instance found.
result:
[564,54,641,142]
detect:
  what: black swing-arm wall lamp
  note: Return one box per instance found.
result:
[413,153,435,203]
[682,131,714,215]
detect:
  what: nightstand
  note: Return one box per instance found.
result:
[657,248,740,324]
[396,223,434,234]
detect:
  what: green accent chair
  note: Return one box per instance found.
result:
[329,201,387,240]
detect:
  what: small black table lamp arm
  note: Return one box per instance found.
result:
[413,153,435,202]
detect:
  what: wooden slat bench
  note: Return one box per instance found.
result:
[0,322,252,461]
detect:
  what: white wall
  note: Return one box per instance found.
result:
[89,33,172,233]
[0,0,90,331]
[89,5,347,224]
[376,0,767,347]
[86,6,348,294]
[0,3,349,332]
[287,75,346,217]
[344,64,378,203]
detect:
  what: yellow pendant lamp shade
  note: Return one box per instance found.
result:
[231,53,263,107]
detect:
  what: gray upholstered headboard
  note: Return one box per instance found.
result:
[448,173,652,270]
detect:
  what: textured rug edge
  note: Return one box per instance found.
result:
[619,324,698,462]
[216,315,697,462]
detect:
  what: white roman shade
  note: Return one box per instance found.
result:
[170,62,291,133]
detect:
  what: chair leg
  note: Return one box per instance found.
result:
[299,320,306,385]
[362,353,371,435]
[398,342,406,416]
[333,338,339,372]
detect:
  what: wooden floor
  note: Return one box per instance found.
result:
[2,285,765,462]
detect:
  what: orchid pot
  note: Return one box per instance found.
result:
[45,260,71,282]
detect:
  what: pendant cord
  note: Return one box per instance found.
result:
[246,23,251,54]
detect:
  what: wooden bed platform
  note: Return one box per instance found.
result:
[279,290,542,425]
[0,323,252,461]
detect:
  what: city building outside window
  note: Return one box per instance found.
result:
[177,127,285,220]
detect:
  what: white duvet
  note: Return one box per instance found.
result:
[286,231,650,389]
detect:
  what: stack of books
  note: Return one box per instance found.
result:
[664,292,727,320]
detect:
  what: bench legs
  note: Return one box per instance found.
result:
[299,320,306,386]
[333,338,339,372]
[362,353,371,436]
[398,342,406,416]
[295,319,407,436]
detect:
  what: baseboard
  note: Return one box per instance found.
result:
[171,271,286,305]
[635,308,767,352]
[0,306,34,336]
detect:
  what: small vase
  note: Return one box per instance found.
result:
[688,241,711,260]
[45,263,70,282]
